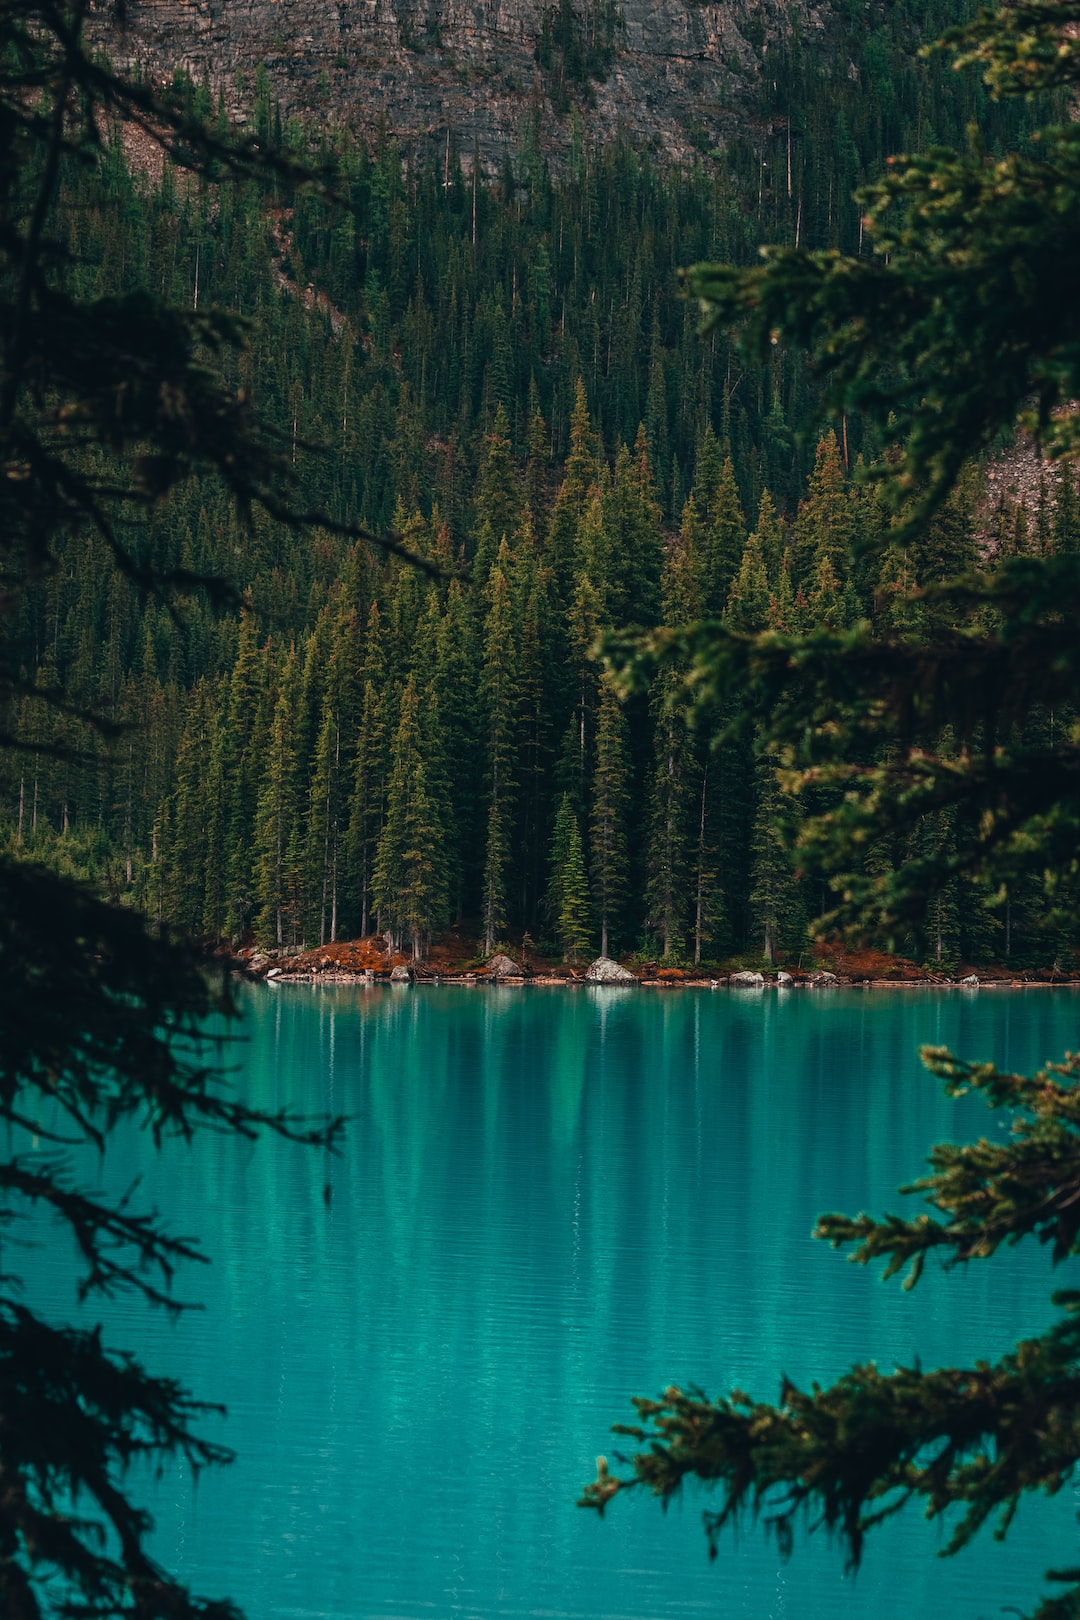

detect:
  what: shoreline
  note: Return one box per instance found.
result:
[258,971,1080,991]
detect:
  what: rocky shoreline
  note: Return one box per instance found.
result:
[232,944,1080,991]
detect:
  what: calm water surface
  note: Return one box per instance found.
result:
[33,987,1080,1619]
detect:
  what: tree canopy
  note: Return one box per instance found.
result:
[584,7,1080,1619]
[0,4,376,1613]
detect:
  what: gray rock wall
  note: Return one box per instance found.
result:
[89,0,830,167]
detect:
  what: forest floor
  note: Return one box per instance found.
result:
[230,931,1080,988]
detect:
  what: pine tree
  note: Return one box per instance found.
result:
[346,602,389,938]
[604,431,665,626]
[791,431,852,590]
[1051,462,1080,555]
[254,649,302,950]
[557,809,592,963]
[474,401,523,555]
[546,792,590,962]
[544,376,599,606]
[223,611,267,941]
[372,676,447,961]
[435,580,482,921]
[748,740,804,965]
[644,528,702,959]
[589,684,631,958]
[479,547,518,953]
[699,440,747,617]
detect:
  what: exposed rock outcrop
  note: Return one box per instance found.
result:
[89,0,830,168]
[389,963,412,981]
[730,969,765,987]
[486,953,522,978]
[585,956,635,983]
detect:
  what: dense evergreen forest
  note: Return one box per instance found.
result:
[3,1,1074,970]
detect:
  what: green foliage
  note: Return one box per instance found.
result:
[547,791,591,962]
[0,8,352,1615]
[587,9,1080,1620]
[589,685,630,957]
[373,675,448,959]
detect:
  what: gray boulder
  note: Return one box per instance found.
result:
[389,964,411,982]
[776,971,794,987]
[960,973,980,987]
[585,957,636,983]
[807,970,840,987]
[730,970,765,988]
[487,953,521,979]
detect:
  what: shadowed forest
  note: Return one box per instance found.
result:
[3,5,1072,971]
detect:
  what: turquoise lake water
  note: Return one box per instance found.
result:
[32,986,1080,1619]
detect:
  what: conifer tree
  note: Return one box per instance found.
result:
[691,755,724,965]
[1051,462,1080,555]
[791,431,852,590]
[748,741,805,965]
[589,685,631,958]
[557,810,592,964]
[604,432,665,627]
[474,401,523,554]
[544,377,599,605]
[480,547,518,953]
[254,649,302,950]
[435,580,482,920]
[644,530,702,958]
[524,398,551,532]
[513,557,558,929]
[347,602,389,937]
[307,705,346,944]
[223,611,267,940]
[546,791,590,962]
[697,437,747,617]
[372,676,447,960]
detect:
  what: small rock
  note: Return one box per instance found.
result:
[265,966,281,981]
[960,973,980,987]
[807,970,840,987]
[585,956,636,983]
[487,953,521,979]
[777,971,794,987]
[730,970,765,988]
[389,964,411,982]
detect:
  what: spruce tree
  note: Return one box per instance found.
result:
[435,580,482,921]
[699,442,747,617]
[372,676,447,961]
[479,547,518,954]
[547,792,590,962]
[589,685,631,958]
[474,401,523,555]
[254,649,302,950]
[644,528,702,959]
[544,377,599,606]
[557,810,592,963]
[346,602,389,938]
[747,739,805,966]
[790,431,852,590]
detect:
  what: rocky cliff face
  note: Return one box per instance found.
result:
[91,0,830,167]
